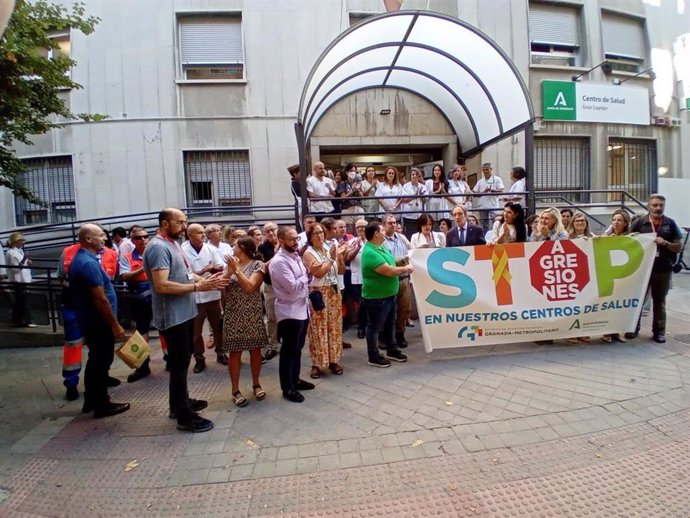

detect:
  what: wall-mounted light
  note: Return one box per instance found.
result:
[380,109,391,115]
[613,68,656,85]
[571,60,612,82]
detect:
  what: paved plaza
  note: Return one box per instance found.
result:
[0,273,689,517]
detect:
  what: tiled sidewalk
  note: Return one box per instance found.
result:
[0,273,689,517]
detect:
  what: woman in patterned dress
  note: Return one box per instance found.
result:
[223,236,268,407]
[303,223,346,379]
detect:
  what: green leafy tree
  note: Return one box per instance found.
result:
[0,0,101,203]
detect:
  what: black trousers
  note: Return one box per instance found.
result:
[636,270,672,334]
[278,318,308,393]
[82,324,115,410]
[161,318,195,422]
[11,284,32,325]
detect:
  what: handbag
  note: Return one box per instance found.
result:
[115,331,151,369]
[308,290,325,311]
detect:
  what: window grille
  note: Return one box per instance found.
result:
[534,137,590,204]
[14,156,76,226]
[183,151,252,208]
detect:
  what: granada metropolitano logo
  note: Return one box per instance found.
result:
[458,325,483,341]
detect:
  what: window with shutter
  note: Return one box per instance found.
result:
[602,12,646,72]
[14,156,76,226]
[184,151,252,209]
[529,2,582,67]
[178,14,244,80]
[534,138,590,204]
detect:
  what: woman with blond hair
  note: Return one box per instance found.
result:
[5,232,35,327]
[533,207,569,241]
[567,212,595,239]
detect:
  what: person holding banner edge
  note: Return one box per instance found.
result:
[627,194,682,344]
[361,222,414,367]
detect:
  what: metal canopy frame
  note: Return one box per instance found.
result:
[296,10,536,219]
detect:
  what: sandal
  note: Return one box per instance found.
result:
[310,366,321,379]
[252,384,266,401]
[232,391,248,407]
[328,363,344,375]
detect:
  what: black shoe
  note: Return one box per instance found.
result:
[368,355,391,368]
[163,354,170,371]
[357,329,365,339]
[624,332,638,340]
[127,359,151,383]
[264,349,278,361]
[342,341,352,349]
[94,402,130,418]
[295,379,315,391]
[386,350,408,362]
[169,399,209,419]
[65,386,79,401]
[177,415,214,433]
[283,389,304,403]
[395,333,408,348]
[107,376,121,387]
[193,360,206,373]
[653,332,666,344]
[216,354,228,366]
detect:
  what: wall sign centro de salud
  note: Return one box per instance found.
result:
[410,235,656,352]
[542,80,650,124]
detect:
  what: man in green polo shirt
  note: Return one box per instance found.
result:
[361,222,414,367]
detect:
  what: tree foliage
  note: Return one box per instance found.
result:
[0,0,100,203]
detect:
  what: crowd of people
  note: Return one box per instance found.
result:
[0,160,683,435]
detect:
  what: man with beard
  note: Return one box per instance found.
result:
[144,208,228,432]
[628,194,682,343]
[268,226,315,403]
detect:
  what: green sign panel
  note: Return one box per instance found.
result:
[543,81,576,121]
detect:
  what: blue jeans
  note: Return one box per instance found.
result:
[363,295,398,360]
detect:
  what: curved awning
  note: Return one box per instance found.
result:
[297,11,534,157]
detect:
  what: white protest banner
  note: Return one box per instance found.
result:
[409,234,656,352]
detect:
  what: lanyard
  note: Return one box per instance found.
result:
[649,216,661,236]
[155,233,190,269]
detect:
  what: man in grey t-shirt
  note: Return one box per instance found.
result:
[144,208,228,433]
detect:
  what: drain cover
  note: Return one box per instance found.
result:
[674,334,690,344]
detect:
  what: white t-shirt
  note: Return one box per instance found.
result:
[473,174,505,209]
[5,247,32,283]
[448,179,472,209]
[306,175,335,213]
[207,241,234,269]
[507,178,526,207]
[181,241,223,303]
[375,183,403,215]
[400,181,428,220]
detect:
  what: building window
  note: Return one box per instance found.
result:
[14,156,76,226]
[534,137,590,204]
[178,14,244,80]
[529,3,582,67]
[602,12,646,73]
[183,151,252,208]
[607,139,656,202]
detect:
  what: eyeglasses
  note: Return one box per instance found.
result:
[312,230,324,235]
[132,235,148,241]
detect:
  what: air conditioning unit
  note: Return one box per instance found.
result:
[652,115,671,126]
[670,117,682,127]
